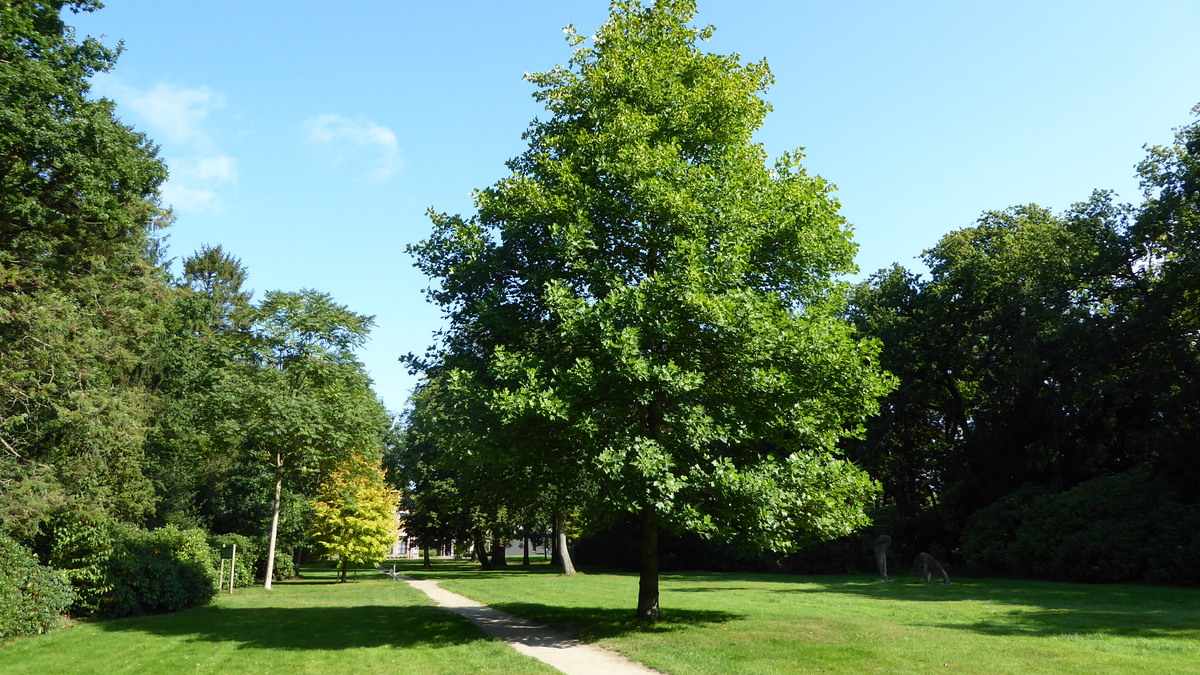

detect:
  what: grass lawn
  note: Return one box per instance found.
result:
[0,567,553,674]
[402,560,1200,674]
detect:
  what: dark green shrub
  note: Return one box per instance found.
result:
[43,508,114,616]
[255,544,296,581]
[208,533,257,587]
[103,525,217,617]
[271,549,296,580]
[961,485,1050,576]
[1144,502,1200,585]
[962,470,1200,583]
[0,533,73,639]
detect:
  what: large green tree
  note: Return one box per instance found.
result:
[412,0,892,619]
[145,246,254,529]
[1,0,171,534]
[229,290,390,589]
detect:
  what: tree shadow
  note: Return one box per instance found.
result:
[921,608,1199,639]
[724,574,1200,641]
[394,560,567,583]
[486,602,741,642]
[93,605,492,650]
[392,562,1200,642]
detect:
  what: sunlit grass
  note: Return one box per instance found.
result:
[402,560,1200,674]
[0,567,553,674]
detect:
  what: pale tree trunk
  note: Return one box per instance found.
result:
[554,511,576,575]
[637,505,659,621]
[263,452,283,590]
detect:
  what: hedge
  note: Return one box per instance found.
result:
[0,533,73,639]
[962,469,1200,583]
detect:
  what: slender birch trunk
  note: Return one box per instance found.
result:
[263,452,283,590]
[554,511,576,575]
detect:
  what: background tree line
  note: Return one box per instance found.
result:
[393,0,1200,596]
[845,110,1200,583]
[2,1,392,638]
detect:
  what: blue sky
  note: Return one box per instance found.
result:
[73,1,1200,412]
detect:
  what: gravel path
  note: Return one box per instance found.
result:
[402,577,659,675]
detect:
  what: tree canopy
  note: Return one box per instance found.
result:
[408,0,893,619]
[846,110,1200,580]
[311,455,399,581]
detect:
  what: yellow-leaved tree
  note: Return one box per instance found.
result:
[310,455,399,581]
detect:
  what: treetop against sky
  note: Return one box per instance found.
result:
[71,0,1200,410]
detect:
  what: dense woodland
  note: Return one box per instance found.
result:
[2,0,1198,639]
[2,1,393,637]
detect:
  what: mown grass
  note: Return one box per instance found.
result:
[401,560,1200,674]
[0,567,553,674]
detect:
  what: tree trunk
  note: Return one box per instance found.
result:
[263,454,283,590]
[551,515,562,567]
[522,530,530,567]
[423,545,431,568]
[474,530,493,570]
[637,505,660,621]
[339,559,348,582]
[554,511,576,575]
[491,529,507,568]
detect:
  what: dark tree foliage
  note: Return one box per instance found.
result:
[2,4,389,609]
[1,0,171,529]
[849,111,1200,581]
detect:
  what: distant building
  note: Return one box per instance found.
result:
[388,510,551,560]
[390,510,452,559]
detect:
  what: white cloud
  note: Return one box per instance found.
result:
[93,77,235,214]
[160,183,218,212]
[304,114,400,181]
[124,84,224,146]
[173,154,238,184]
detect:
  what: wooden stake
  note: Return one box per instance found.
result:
[230,544,237,593]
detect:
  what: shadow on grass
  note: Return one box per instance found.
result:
[487,603,741,642]
[94,604,490,650]
[394,561,1200,642]
[395,560,568,583]
[920,608,1200,639]
[666,572,1200,641]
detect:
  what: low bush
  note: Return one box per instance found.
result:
[0,533,73,639]
[104,524,217,617]
[960,485,1051,576]
[43,508,114,616]
[208,533,257,588]
[962,469,1200,583]
[256,545,296,581]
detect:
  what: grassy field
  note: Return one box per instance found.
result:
[0,567,553,674]
[4,561,1197,674]
[402,560,1200,674]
